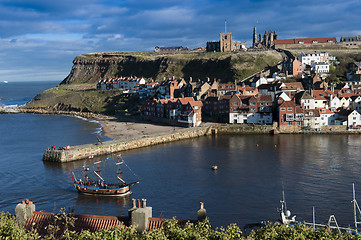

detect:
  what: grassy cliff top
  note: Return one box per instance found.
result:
[64,50,283,85]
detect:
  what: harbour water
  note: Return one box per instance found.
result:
[1,81,361,228]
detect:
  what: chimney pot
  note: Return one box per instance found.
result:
[132,199,137,208]
[142,199,147,208]
[138,199,141,208]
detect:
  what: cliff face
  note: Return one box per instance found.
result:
[61,51,283,85]
[25,51,283,114]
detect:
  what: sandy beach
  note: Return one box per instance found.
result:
[95,115,184,140]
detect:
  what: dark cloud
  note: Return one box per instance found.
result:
[0,0,360,81]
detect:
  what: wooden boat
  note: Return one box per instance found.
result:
[72,156,140,196]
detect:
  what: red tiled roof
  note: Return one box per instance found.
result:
[189,101,203,109]
[312,90,328,100]
[275,37,337,45]
[339,93,356,98]
[279,101,296,108]
[318,108,335,115]
[178,97,195,105]
[259,95,272,101]
[25,211,129,236]
[304,109,320,117]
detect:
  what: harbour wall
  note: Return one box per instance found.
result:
[43,124,360,162]
[43,127,212,162]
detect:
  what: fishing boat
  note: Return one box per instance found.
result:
[72,155,140,196]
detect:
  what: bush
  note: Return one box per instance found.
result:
[1,211,360,240]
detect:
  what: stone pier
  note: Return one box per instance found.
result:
[43,127,211,162]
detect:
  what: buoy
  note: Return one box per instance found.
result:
[212,165,218,171]
[256,144,259,147]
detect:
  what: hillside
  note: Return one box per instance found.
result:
[24,51,283,114]
[61,51,283,84]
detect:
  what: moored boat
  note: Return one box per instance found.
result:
[72,155,140,196]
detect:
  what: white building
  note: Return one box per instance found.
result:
[329,95,341,109]
[340,97,352,109]
[335,109,361,127]
[246,112,273,125]
[229,112,248,124]
[319,108,337,126]
[312,62,329,73]
[299,52,330,69]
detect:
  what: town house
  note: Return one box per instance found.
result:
[335,109,361,127]
[278,101,304,126]
[282,58,303,77]
[303,109,321,129]
[203,95,231,122]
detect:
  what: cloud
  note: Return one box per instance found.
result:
[0,0,361,82]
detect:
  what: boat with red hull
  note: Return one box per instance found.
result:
[72,155,140,196]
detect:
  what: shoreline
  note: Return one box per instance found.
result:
[18,108,186,141]
[93,114,184,141]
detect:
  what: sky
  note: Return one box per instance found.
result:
[0,0,360,82]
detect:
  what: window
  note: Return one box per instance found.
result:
[287,107,293,111]
[312,40,318,43]
[250,102,256,106]
[233,102,238,106]
[280,107,286,111]
[299,41,304,44]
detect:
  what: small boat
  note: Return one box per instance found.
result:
[72,155,140,196]
[3,81,8,84]
[212,165,218,171]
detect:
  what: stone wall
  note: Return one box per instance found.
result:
[42,123,361,163]
[320,125,348,132]
[277,125,303,133]
[216,124,274,134]
[43,127,211,162]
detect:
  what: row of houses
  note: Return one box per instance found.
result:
[97,77,146,91]
[142,97,203,127]
[142,76,361,128]
[281,52,334,78]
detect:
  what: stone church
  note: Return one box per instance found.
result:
[207,32,246,52]
[252,26,277,49]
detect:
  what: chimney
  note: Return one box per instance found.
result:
[130,198,152,233]
[189,77,193,82]
[15,199,35,227]
[207,77,210,82]
[197,202,207,222]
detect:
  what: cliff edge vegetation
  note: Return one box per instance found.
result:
[23,51,283,115]
[61,51,283,85]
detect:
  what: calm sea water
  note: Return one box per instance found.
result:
[1,81,361,229]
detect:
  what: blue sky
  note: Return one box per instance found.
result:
[0,0,360,82]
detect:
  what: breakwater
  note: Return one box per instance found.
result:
[43,123,361,162]
[43,127,212,162]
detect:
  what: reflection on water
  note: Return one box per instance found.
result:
[2,128,361,228]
